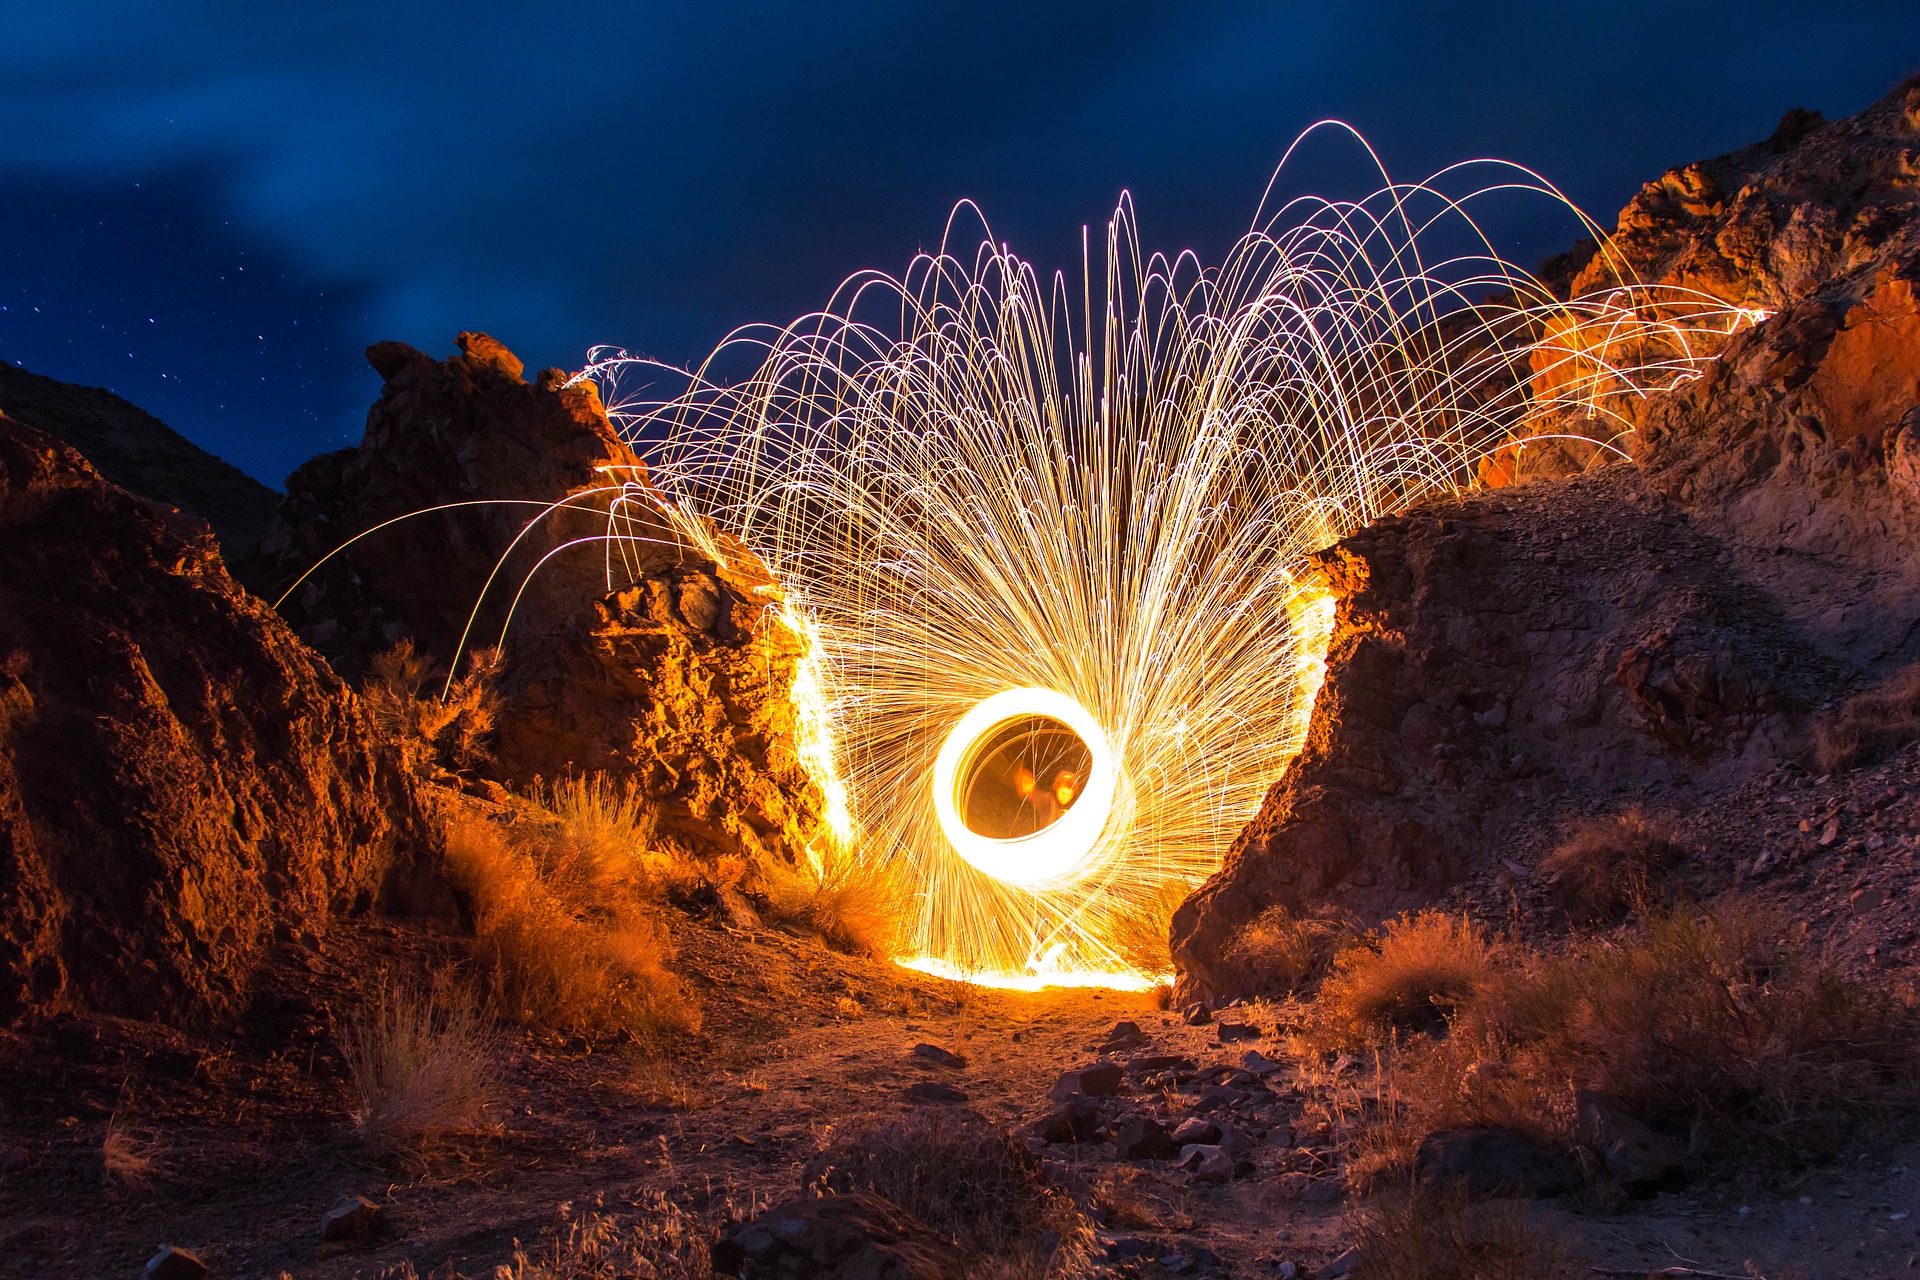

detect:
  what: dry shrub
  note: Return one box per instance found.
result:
[443,808,700,1044]
[1307,912,1497,1049]
[495,1193,711,1280]
[340,977,502,1153]
[1351,1181,1579,1280]
[101,1119,161,1189]
[754,848,901,956]
[529,773,664,892]
[1226,902,1361,996]
[1102,879,1194,977]
[1811,662,1920,774]
[363,639,503,777]
[1330,903,1920,1180]
[1471,904,1920,1163]
[807,1111,1094,1274]
[1541,806,1685,922]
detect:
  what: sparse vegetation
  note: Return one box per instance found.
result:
[1541,806,1685,922]
[1307,903,1920,1185]
[1305,911,1498,1048]
[1103,879,1195,977]
[1350,1182,1579,1280]
[1811,662,1920,774]
[1469,904,1920,1163]
[754,848,901,956]
[808,1111,1095,1276]
[100,1118,160,1189]
[339,976,502,1154]
[1224,902,1360,995]
[494,1195,713,1280]
[362,638,504,777]
[442,804,700,1044]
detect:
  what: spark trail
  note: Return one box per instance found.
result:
[581,126,1749,988]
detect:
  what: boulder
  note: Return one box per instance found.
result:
[145,1247,208,1280]
[320,1193,389,1242]
[1028,1095,1102,1144]
[1574,1090,1687,1192]
[1112,1116,1178,1160]
[1169,1117,1220,1146]
[910,1042,966,1068]
[1413,1128,1581,1199]
[1048,1062,1123,1101]
[0,417,440,1025]
[712,1193,965,1280]
[246,334,831,867]
[1173,1143,1235,1184]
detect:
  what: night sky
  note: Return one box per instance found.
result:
[3,3,1916,487]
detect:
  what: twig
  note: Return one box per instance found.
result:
[1590,1268,1756,1280]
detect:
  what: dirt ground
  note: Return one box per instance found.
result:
[2,909,1916,1280]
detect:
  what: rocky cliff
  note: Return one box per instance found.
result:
[0,415,441,1025]
[248,333,831,867]
[1173,77,1920,996]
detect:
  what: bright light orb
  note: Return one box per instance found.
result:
[931,688,1118,890]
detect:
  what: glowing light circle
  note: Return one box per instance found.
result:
[932,688,1118,890]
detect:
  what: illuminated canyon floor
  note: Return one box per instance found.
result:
[3,893,1918,1279]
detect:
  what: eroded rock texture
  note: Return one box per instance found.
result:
[1174,79,1920,996]
[0,416,439,1024]
[248,334,830,866]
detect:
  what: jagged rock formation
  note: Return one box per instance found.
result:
[1174,78,1920,996]
[249,333,830,867]
[0,415,440,1025]
[0,361,280,555]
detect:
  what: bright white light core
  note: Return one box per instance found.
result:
[931,687,1118,890]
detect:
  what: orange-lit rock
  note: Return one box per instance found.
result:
[0,416,441,1024]
[248,334,830,866]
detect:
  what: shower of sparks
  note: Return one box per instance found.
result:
[574,125,1748,989]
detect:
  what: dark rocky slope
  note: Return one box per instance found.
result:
[0,414,442,1025]
[1174,78,1920,995]
[0,361,280,555]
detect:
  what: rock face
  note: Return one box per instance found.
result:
[0,416,439,1025]
[1173,80,1920,996]
[0,361,280,555]
[248,334,830,866]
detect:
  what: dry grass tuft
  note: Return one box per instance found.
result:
[529,774,663,894]
[1811,662,1920,774]
[443,807,700,1044]
[1102,879,1194,977]
[100,1118,161,1189]
[362,639,503,778]
[1307,912,1497,1049]
[339,976,502,1154]
[754,848,902,956]
[1225,902,1360,996]
[1541,806,1685,922]
[496,1194,713,1280]
[1351,1181,1579,1280]
[808,1111,1094,1274]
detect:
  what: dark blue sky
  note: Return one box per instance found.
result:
[2,2,1915,486]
